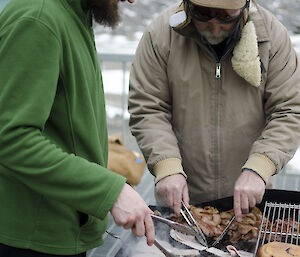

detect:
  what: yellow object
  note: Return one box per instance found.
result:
[108,134,146,186]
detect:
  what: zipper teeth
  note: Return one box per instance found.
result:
[215,49,233,198]
[215,62,222,199]
[201,40,233,199]
[216,77,221,199]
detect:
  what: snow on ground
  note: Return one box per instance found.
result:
[291,34,300,56]
[102,70,129,95]
[286,149,300,174]
[101,70,129,119]
[95,33,140,55]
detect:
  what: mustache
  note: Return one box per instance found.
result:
[198,29,231,45]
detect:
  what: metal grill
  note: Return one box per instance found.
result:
[254,202,300,256]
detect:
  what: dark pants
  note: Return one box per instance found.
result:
[0,243,86,257]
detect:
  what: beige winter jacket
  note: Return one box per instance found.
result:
[128,2,300,203]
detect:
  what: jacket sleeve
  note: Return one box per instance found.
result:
[128,28,186,183]
[243,15,300,183]
[0,18,125,219]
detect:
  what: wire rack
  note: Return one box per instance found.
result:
[254,202,300,256]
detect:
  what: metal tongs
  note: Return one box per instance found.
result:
[151,201,209,256]
[181,201,236,247]
[151,214,202,257]
[151,214,204,240]
[211,214,236,247]
[180,201,208,247]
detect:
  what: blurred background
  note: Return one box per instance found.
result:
[95,0,300,53]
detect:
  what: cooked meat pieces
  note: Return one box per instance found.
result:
[170,206,262,243]
[262,217,300,241]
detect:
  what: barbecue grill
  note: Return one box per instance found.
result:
[254,201,300,256]
[115,189,300,257]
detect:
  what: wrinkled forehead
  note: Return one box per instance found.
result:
[189,0,247,10]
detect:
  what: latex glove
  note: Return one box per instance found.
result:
[234,169,265,222]
[155,174,189,215]
[110,183,155,246]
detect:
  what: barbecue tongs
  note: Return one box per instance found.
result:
[180,201,208,247]
[181,201,236,247]
[151,202,209,257]
[151,202,208,247]
[212,214,236,247]
[151,214,204,257]
[151,214,207,246]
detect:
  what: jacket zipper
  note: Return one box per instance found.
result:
[215,63,221,199]
[199,41,223,199]
[216,63,221,78]
[209,45,233,199]
[214,45,235,198]
[197,38,235,199]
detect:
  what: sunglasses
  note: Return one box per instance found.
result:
[185,0,249,24]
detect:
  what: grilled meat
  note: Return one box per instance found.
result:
[170,205,262,243]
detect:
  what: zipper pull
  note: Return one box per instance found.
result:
[216,63,221,78]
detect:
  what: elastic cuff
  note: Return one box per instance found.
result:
[242,153,276,184]
[153,158,187,184]
[242,168,266,185]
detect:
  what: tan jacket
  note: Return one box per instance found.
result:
[128,2,300,203]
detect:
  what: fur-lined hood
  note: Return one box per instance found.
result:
[169,1,269,87]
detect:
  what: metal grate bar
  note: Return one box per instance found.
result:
[254,202,300,256]
[297,207,300,245]
[254,202,268,255]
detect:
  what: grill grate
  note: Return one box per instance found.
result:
[254,201,300,256]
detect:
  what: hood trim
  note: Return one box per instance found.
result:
[170,1,263,87]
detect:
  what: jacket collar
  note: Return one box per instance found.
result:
[63,0,90,25]
[170,1,268,87]
[67,0,88,11]
[248,3,270,42]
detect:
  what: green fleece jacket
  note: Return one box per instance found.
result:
[0,0,126,255]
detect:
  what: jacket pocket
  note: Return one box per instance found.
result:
[79,212,90,227]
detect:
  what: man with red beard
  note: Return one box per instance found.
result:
[0,0,154,256]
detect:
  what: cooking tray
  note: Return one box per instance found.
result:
[115,189,300,257]
[254,201,300,255]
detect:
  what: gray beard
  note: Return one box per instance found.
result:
[197,28,231,45]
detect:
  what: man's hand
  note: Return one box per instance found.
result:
[234,170,265,222]
[155,174,189,215]
[110,183,155,246]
